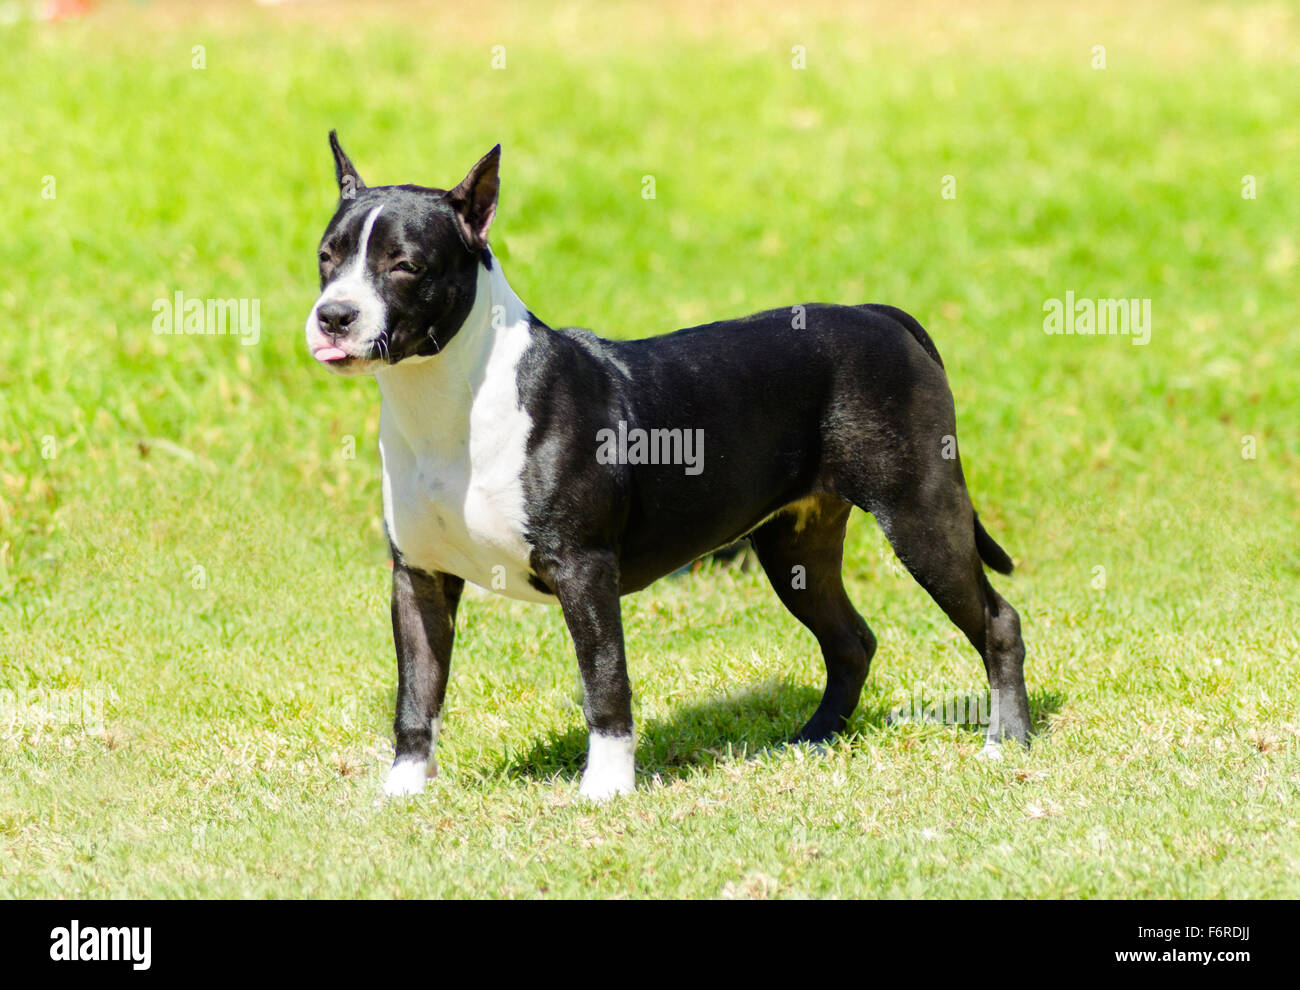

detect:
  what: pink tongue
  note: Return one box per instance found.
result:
[314,346,348,362]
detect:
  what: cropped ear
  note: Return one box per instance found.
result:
[446,145,500,253]
[328,130,365,199]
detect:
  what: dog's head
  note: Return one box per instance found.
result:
[305,132,500,375]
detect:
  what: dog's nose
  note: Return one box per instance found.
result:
[316,301,359,337]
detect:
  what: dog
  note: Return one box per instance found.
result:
[305,133,1031,800]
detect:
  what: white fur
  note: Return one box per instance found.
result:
[383,717,442,796]
[384,756,430,796]
[579,731,636,801]
[376,263,550,602]
[304,204,387,369]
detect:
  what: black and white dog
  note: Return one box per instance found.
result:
[305,133,1031,800]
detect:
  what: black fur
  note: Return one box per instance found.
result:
[311,136,1032,797]
[513,305,1030,747]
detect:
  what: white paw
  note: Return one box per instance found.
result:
[383,756,434,797]
[579,770,635,802]
[579,732,636,801]
[977,741,1004,762]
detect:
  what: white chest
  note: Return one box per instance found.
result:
[381,434,545,602]
[375,292,551,604]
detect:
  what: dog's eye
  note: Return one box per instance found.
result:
[318,251,332,265]
[392,261,423,276]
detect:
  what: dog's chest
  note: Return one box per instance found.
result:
[377,331,550,603]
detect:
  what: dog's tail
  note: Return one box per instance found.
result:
[973,512,1014,574]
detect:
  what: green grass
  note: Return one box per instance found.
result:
[2,0,1298,898]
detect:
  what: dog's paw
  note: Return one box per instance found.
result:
[977,741,1004,762]
[578,771,635,802]
[383,756,435,797]
[578,732,636,801]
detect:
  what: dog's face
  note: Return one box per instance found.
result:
[305,133,501,375]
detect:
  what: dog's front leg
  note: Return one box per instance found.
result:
[384,558,464,797]
[549,550,635,801]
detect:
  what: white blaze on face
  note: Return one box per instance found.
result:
[305,204,388,366]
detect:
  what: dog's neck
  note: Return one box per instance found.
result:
[374,256,533,456]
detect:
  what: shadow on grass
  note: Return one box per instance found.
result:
[495,680,1066,785]
[497,679,819,785]
[1029,688,1067,736]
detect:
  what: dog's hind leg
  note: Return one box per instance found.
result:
[849,461,1031,751]
[750,496,877,744]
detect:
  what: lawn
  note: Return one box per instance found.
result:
[1,0,1297,898]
